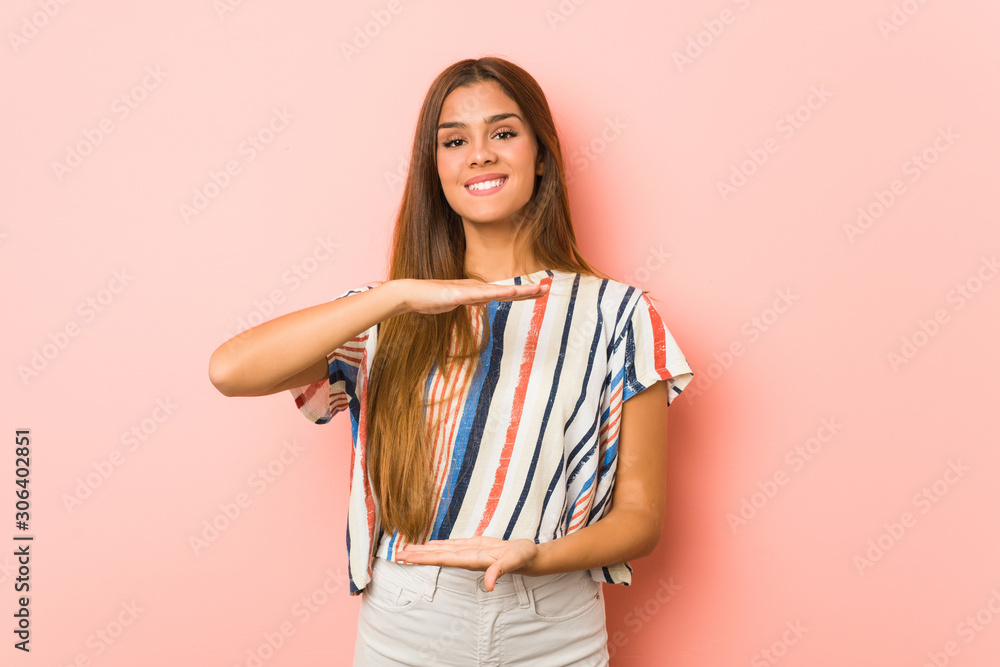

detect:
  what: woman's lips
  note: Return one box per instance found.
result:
[464,177,507,196]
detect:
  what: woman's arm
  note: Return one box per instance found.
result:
[208,280,410,397]
[208,279,549,398]
[528,378,669,574]
[398,379,670,587]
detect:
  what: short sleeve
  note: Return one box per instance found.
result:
[289,281,382,424]
[620,291,694,406]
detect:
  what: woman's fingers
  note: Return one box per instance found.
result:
[404,280,549,315]
[499,283,550,302]
[483,562,505,591]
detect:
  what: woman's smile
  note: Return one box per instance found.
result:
[465,174,508,196]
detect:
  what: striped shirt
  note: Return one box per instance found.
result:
[290,269,693,595]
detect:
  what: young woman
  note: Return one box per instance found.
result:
[209,56,693,666]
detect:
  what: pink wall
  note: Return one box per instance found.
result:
[3,1,999,665]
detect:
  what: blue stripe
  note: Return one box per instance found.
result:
[430,308,496,539]
[589,489,609,521]
[571,469,596,520]
[534,455,565,542]
[564,280,608,483]
[503,272,569,539]
[437,299,509,539]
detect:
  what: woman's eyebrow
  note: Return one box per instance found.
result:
[437,113,523,131]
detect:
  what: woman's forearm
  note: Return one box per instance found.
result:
[208,279,409,397]
[520,504,661,577]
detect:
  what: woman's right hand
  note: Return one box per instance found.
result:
[208,276,550,398]
[400,278,550,315]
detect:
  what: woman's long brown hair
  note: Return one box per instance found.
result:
[366,57,611,542]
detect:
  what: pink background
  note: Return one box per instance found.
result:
[3,1,999,665]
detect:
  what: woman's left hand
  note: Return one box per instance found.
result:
[397,537,539,592]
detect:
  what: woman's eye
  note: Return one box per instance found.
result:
[441,129,518,148]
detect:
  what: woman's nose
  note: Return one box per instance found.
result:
[468,138,496,166]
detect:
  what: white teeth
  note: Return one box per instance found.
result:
[466,178,505,191]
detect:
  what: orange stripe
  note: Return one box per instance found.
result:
[421,356,451,544]
[603,390,624,454]
[568,487,595,530]
[420,316,470,544]
[423,310,482,542]
[641,294,671,381]
[474,277,551,535]
[420,359,445,544]
[597,383,623,445]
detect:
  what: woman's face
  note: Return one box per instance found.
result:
[436,81,544,230]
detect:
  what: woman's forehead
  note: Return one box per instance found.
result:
[439,81,522,125]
